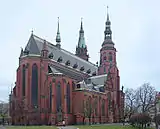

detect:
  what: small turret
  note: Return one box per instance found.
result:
[41,40,48,58]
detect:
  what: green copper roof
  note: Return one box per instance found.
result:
[56,17,61,43]
[78,19,86,48]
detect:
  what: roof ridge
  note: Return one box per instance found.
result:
[33,34,98,68]
[33,34,56,46]
[61,48,97,67]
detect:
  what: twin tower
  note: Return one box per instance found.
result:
[55,9,117,75]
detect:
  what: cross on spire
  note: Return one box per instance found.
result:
[31,29,33,35]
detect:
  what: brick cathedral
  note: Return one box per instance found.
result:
[9,11,124,125]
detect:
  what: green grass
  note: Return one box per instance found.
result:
[76,125,153,129]
[5,125,153,129]
[6,126,57,129]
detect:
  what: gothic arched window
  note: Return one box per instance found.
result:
[56,82,62,112]
[67,83,71,113]
[102,99,105,116]
[72,81,75,91]
[22,65,26,96]
[109,52,112,62]
[100,54,102,65]
[31,64,38,107]
[108,92,111,110]
[49,82,52,112]
[94,98,98,116]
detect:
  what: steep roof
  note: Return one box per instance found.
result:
[24,34,98,74]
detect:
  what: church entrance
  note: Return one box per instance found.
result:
[56,107,63,125]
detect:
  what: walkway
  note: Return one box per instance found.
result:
[57,126,78,129]
[0,125,6,129]
[57,123,124,129]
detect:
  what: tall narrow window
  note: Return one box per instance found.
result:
[102,99,105,116]
[67,83,71,113]
[50,82,52,112]
[31,64,38,107]
[100,54,102,65]
[22,65,26,96]
[94,98,98,116]
[108,92,111,110]
[56,82,62,112]
[109,52,112,62]
[72,81,75,91]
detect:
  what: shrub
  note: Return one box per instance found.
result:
[153,114,160,125]
[129,113,151,128]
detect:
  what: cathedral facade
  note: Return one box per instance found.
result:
[9,12,124,125]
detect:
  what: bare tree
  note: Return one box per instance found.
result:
[136,83,156,113]
[125,88,137,119]
[0,101,9,125]
[125,83,156,122]
[82,96,97,125]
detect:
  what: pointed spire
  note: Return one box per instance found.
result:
[107,6,109,21]
[56,17,61,43]
[56,17,61,48]
[78,18,86,48]
[104,6,112,40]
[80,18,84,33]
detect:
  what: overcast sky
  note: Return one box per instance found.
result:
[0,0,160,102]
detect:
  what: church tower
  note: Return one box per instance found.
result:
[76,19,89,61]
[98,7,117,75]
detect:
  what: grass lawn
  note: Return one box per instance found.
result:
[6,126,57,129]
[76,125,153,129]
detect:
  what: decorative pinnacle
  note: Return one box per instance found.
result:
[43,39,47,50]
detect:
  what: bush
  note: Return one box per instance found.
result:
[153,114,160,125]
[129,113,151,128]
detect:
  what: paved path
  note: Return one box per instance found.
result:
[57,123,124,129]
[0,125,6,129]
[57,126,78,129]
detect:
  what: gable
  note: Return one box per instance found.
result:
[25,34,40,54]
